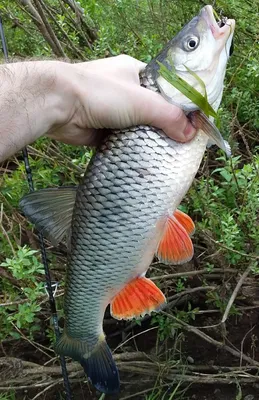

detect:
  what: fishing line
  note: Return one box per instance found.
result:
[0,14,72,400]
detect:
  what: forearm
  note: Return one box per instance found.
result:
[0,61,72,162]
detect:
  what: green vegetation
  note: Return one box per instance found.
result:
[0,0,258,399]
[0,246,45,340]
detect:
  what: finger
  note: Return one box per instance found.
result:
[132,86,197,142]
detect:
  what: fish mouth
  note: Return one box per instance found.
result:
[202,5,235,41]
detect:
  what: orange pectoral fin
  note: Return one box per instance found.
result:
[174,209,195,236]
[156,215,194,265]
[110,277,166,320]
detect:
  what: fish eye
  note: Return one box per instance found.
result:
[184,36,199,51]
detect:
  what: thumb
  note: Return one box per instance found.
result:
[133,86,197,142]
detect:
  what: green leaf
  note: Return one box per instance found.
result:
[157,61,217,118]
[25,313,34,323]
[10,331,21,339]
[220,169,233,182]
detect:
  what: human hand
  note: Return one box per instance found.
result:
[47,55,196,146]
[0,56,196,162]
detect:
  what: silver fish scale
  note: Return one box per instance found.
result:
[64,124,208,343]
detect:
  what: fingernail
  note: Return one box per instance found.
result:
[184,122,196,138]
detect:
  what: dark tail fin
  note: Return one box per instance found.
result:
[55,332,119,394]
[80,340,119,394]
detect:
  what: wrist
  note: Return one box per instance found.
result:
[0,61,76,160]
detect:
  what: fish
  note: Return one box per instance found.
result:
[20,5,235,394]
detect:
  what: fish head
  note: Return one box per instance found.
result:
[147,5,235,111]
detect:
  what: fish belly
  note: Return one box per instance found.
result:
[64,126,208,341]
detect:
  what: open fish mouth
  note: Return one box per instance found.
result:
[202,5,235,40]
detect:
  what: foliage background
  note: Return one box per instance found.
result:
[0,1,258,399]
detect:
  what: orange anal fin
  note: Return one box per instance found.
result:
[174,209,195,236]
[156,215,193,265]
[110,277,166,320]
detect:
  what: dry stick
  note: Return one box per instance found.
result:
[0,267,22,288]
[2,355,259,375]
[240,325,257,368]
[2,357,259,390]
[10,322,54,358]
[1,9,32,36]
[151,268,238,281]
[0,204,16,256]
[62,0,97,42]
[33,0,66,57]
[118,366,259,384]
[18,0,62,56]
[221,264,252,324]
[26,144,84,174]
[18,0,42,23]
[0,289,64,307]
[38,0,86,59]
[0,298,29,307]
[49,143,85,173]
[57,0,93,50]
[0,379,65,391]
[161,311,259,367]
[204,234,259,260]
[196,305,259,315]
[167,286,216,302]
[120,382,184,400]
[114,327,158,352]
[0,372,258,392]
[31,381,61,400]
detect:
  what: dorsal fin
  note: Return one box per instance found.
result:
[20,187,77,246]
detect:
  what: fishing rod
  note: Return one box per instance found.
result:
[0,14,72,400]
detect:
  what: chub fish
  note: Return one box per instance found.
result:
[20,5,235,394]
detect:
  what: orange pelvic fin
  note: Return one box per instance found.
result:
[156,215,194,265]
[174,209,195,236]
[110,277,166,320]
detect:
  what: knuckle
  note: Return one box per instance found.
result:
[116,54,134,63]
[171,106,184,124]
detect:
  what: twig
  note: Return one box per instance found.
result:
[0,298,29,307]
[240,325,257,368]
[38,0,86,59]
[114,327,158,352]
[161,311,259,367]
[62,0,97,42]
[33,0,66,57]
[31,381,61,400]
[19,0,61,55]
[222,264,252,323]
[0,266,22,288]
[168,286,216,302]
[204,234,259,260]
[0,379,64,391]
[151,268,238,281]
[10,322,54,358]
[2,356,259,391]
[0,203,16,256]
